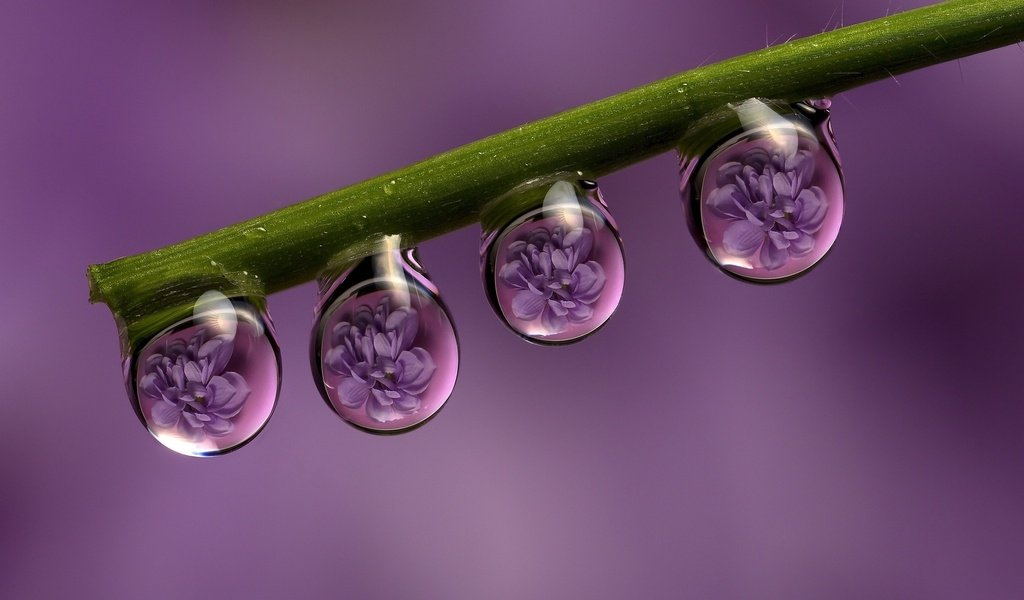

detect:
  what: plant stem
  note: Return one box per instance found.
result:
[89,0,1024,346]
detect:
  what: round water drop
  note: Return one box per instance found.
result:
[679,99,844,282]
[124,292,281,456]
[481,179,625,344]
[311,238,459,433]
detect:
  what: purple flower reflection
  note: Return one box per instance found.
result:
[498,225,606,333]
[140,330,250,440]
[707,146,829,270]
[325,297,436,424]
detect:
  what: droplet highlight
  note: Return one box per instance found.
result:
[481,179,625,344]
[311,239,459,433]
[679,99,844,282]
[124,293,281,456]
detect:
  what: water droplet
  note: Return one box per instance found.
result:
[243,227,268,239]
[678,99,844,282]
[123,292,281,456]
[311,237,459,433]
[481,179,625,344]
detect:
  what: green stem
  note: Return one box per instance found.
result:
[88,0,1024,346]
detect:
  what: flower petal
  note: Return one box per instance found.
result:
[757,173,773,204]
[547,298,569,317]
[330,322,352,346]
[715,161,744,187]
[392,391,421,413]
[538,251,553,277]
[767,230,790,249]
[785,150,816,190]
[396,348,435,395]
[794,187,829,233]
[151,401,181,428]
[204,376,235,409]
[385,308,419,349]
[788,232,815,257]
[366,397,400,423]
[498,260,530,289]
[360,334,375,364]
[203,415,234,436]
[760,237,789,270]
[371,387,394,406]
[707,184,748,220]
[178,421,205,442]
[325,346,354,377]
[722,220,764,258]
[525,228,551,249]
[210,372,249,417]
[351,305,375,331]
[511,289,546,321]
[338,377,371,409]
[567,303,594,323]
[182,411,205,429]
[504,240,527,263]
[744,201,766,226]
[140,373,166,400]
[772,172,792,199]
[541,306,568,334]
[562,227,593,263]
[550,248,570,272]
[571,262,606,305]
[373,332,397,360]
[171,364,186,389]
[198,335,234,376]
[750,147,772,167]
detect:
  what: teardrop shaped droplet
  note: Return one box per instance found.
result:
[311,238,459,433]
[123,292,281,456]
[678,99,844,282]
[481,179,625,344]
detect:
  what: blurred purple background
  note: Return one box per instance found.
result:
[3,1,1024,598]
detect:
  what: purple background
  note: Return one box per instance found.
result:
[2,1,1023,598]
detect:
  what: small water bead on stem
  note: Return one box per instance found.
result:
[310,236,459,433]
[678,98,845,283]
[480,179,625,345]
[123,291,281,457]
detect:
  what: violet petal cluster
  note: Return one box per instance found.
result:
[707,146,829,270]
[326,297,436,423]
[140,330,250,440]
[499,225,606,333]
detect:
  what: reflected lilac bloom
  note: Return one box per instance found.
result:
[139,330,250,441]
[325,296,436,424]
[706,146,829,271]
[679,99,844,282]
[498,225,607,334]
[481,179,624,344]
